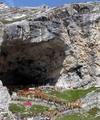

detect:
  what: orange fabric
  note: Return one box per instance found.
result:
[24,90,30,93]
[35,90,41,95]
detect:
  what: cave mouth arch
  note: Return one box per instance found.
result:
[0,39,65,87]
[1,70,48,86]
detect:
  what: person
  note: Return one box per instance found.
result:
[40,116,44,120]
[33,114,36,117]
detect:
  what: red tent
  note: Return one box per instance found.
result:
[24,90,30,93]
[35,90,41,95]
[23,101,32,106]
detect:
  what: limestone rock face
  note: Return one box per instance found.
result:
[80,91,100,111]
[0,80,11,118]
[0,2,100,89]
[0,80,11,107]
[0,80,14,119]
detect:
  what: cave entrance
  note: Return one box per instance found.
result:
[2,69,51,87]
[0,39,65,88]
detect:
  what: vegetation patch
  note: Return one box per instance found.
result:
[56,113,89,120]
[95,88,100,92]
[30,104,48,114]
[9,103,26,113]
[56,113,96,120]
[47,87,96,102]
[9,103,49,114]
[88,107,100,117]
[56,107,100,120]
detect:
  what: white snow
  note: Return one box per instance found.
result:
[0,3,8,9]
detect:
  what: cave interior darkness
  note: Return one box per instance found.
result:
[0,39,65,87]
[1,69,54,87]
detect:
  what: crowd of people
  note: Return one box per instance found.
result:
[1,104,81,120]
[4,85,82,120]
[15,113,51,120]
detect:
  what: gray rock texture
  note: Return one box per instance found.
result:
[0,80,11,108]
[79,91,100,111]
[0,80,13,119]
[0,2,100,89]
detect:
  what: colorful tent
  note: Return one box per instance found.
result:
[23,101,32,106]
[34,90,41,95]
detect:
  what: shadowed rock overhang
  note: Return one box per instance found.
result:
[0,38,65,86]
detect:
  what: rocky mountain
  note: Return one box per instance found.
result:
[0,2,100,89]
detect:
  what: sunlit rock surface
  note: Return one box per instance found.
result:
[0,2,100,89]
[0,80,11,107]
[0,80,12,119]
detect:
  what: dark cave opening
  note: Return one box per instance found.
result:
[2,70,47,86]
[0,39,65,87]
[1,63,56,87]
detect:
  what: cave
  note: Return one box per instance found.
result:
[0,39,65,87]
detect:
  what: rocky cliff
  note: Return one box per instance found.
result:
[0,2,100,89]
[0,80,12,119]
